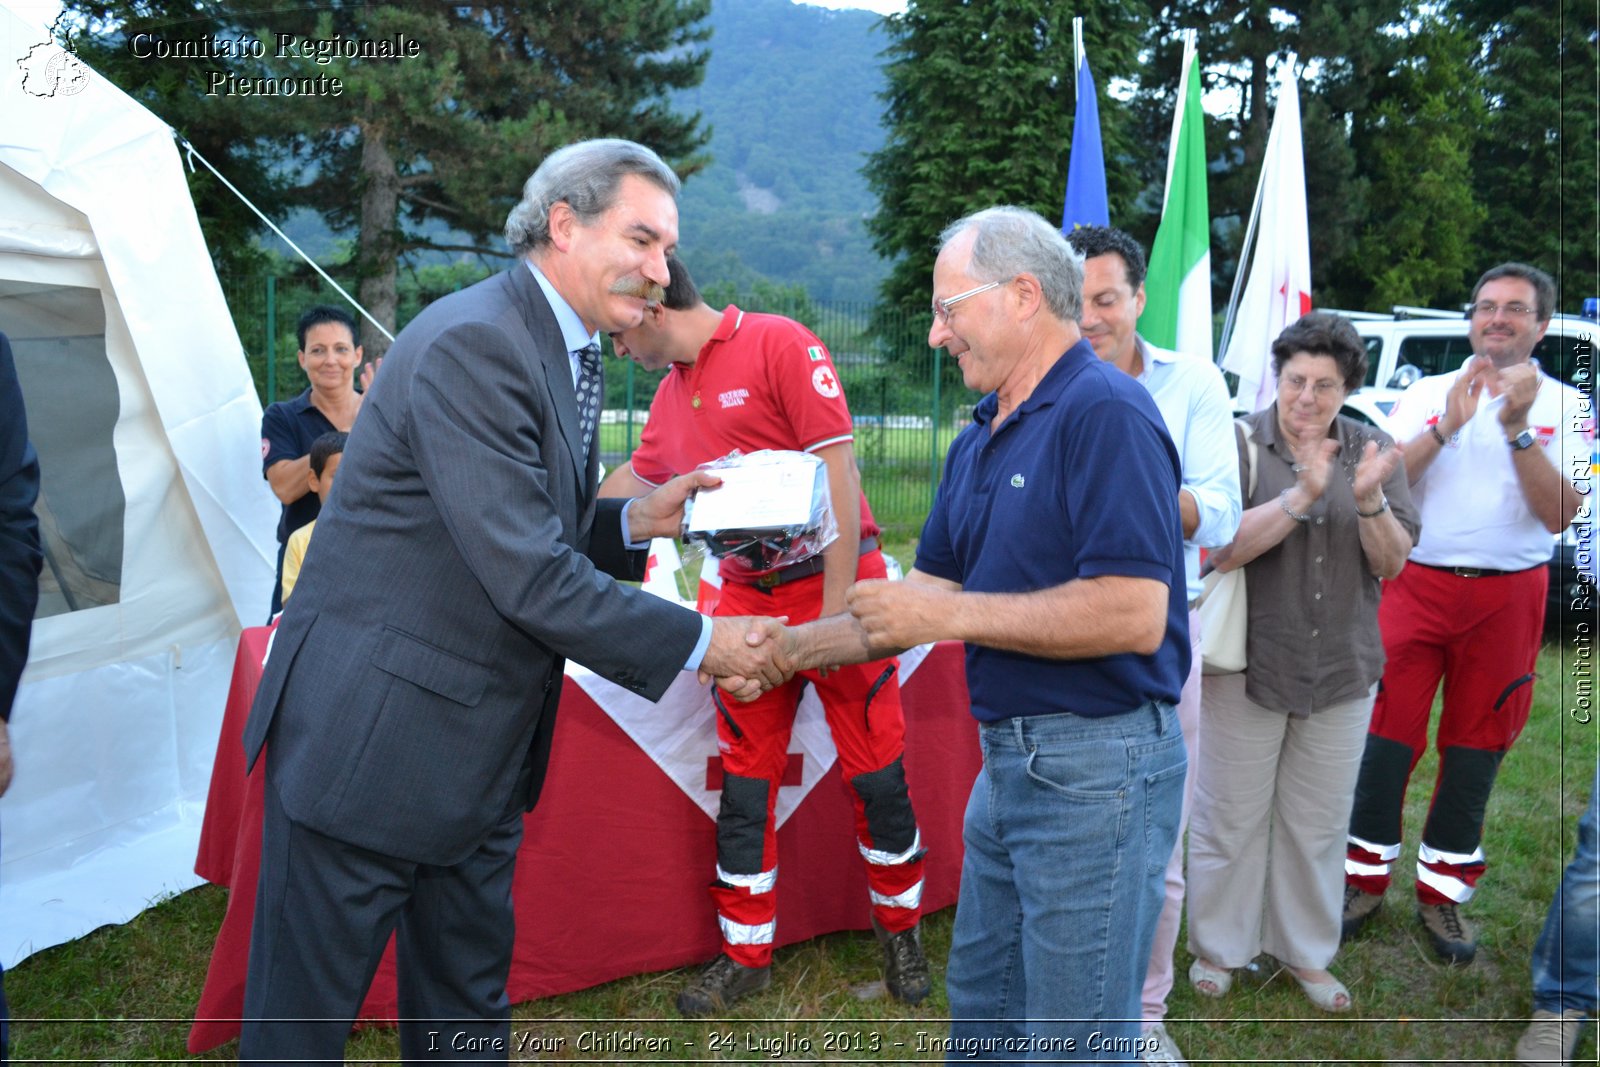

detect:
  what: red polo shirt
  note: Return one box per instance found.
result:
[630,305,879,539]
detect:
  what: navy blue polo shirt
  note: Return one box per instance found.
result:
[261,387,337,543]
[915,340,1189,721]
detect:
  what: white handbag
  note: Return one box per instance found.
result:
[1198,421,1257,675]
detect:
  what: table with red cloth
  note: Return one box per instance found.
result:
[188,629,978,1053]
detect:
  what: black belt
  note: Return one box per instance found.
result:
[730,537,879,591]
[1415,561,1537,579]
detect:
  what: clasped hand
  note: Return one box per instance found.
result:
[699,615,795,702]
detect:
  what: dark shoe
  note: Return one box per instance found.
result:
[675,954,771,1017]
[1417,902,1477,965]
[873,918,932,1005]
[1341,883,1384,942]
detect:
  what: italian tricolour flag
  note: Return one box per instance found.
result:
[1139,35,1211,361]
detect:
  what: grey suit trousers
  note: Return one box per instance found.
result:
[239,759,523,1065]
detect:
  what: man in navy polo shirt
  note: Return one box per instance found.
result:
[764,206,1189,1059]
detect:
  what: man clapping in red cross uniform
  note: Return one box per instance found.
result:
[1343,263,1592,965]
[599,255,929,1017]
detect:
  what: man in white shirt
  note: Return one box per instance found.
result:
[1343,262,1591,966]
[1068,226,1242,1067]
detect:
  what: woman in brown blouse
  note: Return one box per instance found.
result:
[1185,313,1420,1012]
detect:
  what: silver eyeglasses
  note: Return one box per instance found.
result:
[1470,301,1536,319]
[933,278,1012,323]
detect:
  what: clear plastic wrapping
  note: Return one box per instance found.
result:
[681,449,838,577]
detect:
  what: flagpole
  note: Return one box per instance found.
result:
[1073,17,1083,77]
[1216,51,1293,364]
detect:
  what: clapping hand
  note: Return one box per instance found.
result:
[359,357,383,394]
[1290,437,1341,503]
[1352,439,1403,510]
[1441,356,1495,437]
[1496,361,1541,431]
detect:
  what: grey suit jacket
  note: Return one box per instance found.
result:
[242,265,703,866]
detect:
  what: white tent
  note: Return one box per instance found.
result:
[0,4,278,967]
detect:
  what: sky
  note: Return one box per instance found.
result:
[5,0,910,34]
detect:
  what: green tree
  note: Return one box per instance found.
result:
[1337,9,1486,310]
[1459,0,1598,309]
[863,0,1146,314]
[63,0,712,357]
[1129,0,1410,312]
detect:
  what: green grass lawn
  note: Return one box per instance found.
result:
[10,636,1596,1064]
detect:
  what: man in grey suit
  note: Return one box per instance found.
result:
[239,139,789,1064]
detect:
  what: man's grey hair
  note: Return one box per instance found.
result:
[504,139,680,256]
[938,206,1084,321]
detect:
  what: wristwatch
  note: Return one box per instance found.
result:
[1508,428,1537,451]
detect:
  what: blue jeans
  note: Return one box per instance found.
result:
[944,702,1186,1063]
[1531,764,1600,1014]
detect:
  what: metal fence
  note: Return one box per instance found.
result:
[225,276,968,541]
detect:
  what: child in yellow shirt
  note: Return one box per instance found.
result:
[280,430,347,604]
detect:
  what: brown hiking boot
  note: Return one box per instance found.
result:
[675,954,771,1017]
[1417,902,1477,965]
[1341,883,1384,942]
[873,918,932,1004]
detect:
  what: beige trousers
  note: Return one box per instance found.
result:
[1186,671,1375,970]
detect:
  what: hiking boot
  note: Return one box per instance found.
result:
[1341,883,1384,942]
[675,954,771,1017]
[873,918,932,1005]
[1515,1007,1586,1064]
[1417,902,1477,965]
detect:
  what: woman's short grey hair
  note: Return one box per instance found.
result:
[504,139,680,256]
[938,206,1084,321]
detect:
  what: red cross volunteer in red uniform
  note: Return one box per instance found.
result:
[599,256,929,1017]
[1343,262,1592,966]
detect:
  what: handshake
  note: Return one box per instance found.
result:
[696,615,806,701]
[692,575,953,700]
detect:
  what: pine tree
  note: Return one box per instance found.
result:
[1459,0,1598,309]
[1338,8,1486,311]
[862,0,1145,314]
[63,1,712,356]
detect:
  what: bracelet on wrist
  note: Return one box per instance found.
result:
[1355,496,1390,518]
[1279,488,1311,523]
[1429,424,1448,446]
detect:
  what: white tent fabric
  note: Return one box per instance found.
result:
[0,4,278,967]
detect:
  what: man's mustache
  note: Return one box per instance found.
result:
[611,277,666,304]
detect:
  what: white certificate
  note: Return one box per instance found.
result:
[686,457,820,533]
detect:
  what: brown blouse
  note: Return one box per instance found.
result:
[1237,405,1421,716]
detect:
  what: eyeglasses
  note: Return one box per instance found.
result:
[1281,375,1345,398]
[933,278,1011,323]
[1470,301,1536,319]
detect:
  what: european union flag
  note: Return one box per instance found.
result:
[1061,48,1109,232]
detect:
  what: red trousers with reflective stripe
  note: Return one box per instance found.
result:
[1345,561,1545,903]
[710,550,922,967]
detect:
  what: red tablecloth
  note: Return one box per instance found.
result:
[188,632,977,1053]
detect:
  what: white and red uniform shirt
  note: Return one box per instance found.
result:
[629,305,880,542]
[1387,359,1593,570]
